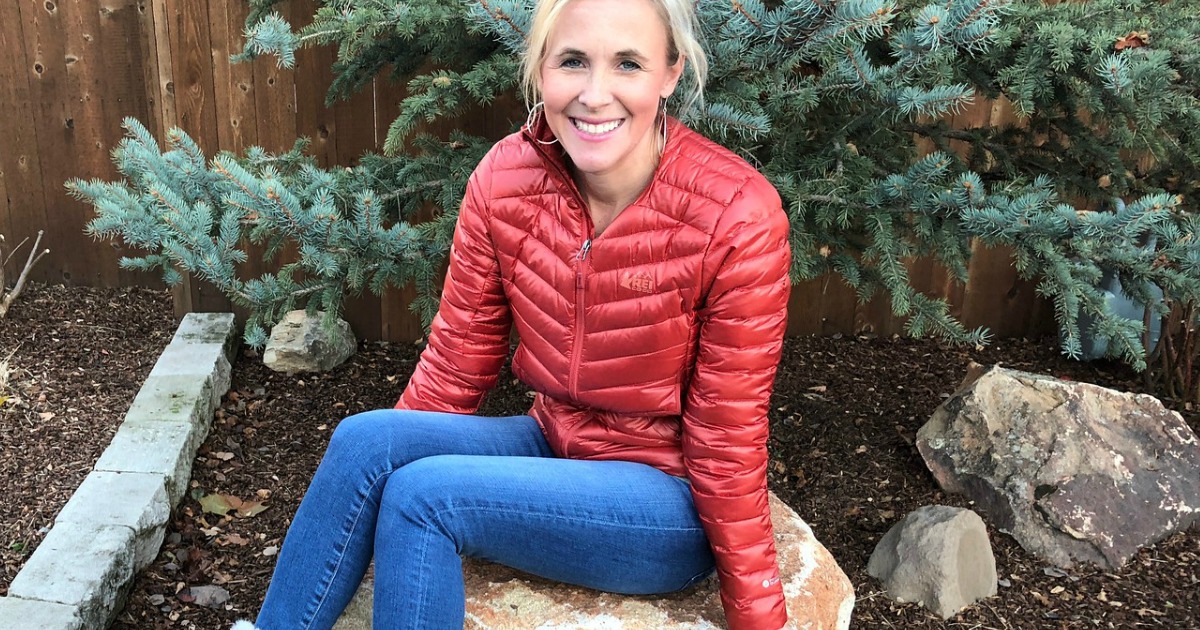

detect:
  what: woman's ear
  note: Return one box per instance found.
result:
[661,56,685,99]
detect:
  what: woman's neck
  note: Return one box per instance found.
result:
[573,157,659,236]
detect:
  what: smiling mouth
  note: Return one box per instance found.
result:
[571,118,622,135]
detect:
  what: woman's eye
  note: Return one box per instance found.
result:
[619,60,642,71]
[560,58,583,69]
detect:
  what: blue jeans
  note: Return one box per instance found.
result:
[254,409,716,629]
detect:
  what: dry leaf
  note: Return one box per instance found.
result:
[1115,31,1149,50]
[178,584,230,609]
[236,500,268,518]
[218,533,250,546]
[198,493,235,516]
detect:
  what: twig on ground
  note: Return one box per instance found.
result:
[0,231,50,319]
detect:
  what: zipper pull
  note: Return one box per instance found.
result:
[577,239,592,261]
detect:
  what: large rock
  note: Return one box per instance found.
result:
[868,506,997,619]
[334,492,854,629]
[917,363,1200,570]
[262,310,356,373]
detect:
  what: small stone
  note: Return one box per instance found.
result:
[262,310,356,374]
[868,505,997,619]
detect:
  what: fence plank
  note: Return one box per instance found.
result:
[0,1,50,284]
[164,0,231,313]
[252,3,297,154]
[141,0,175,140]
[98,1,162,287]
[210,0,259,154]
[165,0,219,152]
[293,4,338,168]
[23,0,98,285]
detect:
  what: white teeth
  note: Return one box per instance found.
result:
[573,119,621,134]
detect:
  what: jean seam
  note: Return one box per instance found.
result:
[438,504,707,533]
[302,466,396,630]
[410,520,435,628]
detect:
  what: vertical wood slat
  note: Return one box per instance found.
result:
[22,0,79,286]
[0,1,50,284]
[210,0,259,154]
[163,0,234,315]
[205,0,260,327]
[959,96,1055,338]
[142,0,177,140]
[99,1,163,288]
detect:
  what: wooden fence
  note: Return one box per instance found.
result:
[0,0,1054,342]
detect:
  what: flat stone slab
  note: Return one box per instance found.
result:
[94,375,217,504]
[147,342,232,400]
[171,312,238,353]
[0,596,85,630]
[333,492,854,629]
[54,471,170,569]
[9,523,135,628]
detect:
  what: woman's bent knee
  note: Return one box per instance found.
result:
[324,409,408,465]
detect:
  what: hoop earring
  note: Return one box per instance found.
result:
[657,99,669,156]
[525,101,559,146]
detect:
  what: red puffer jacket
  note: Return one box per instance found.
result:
[397,116,791,630]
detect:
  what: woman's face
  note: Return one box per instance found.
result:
[539,0,683,187]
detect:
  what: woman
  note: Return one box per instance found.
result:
[234,0,791,627]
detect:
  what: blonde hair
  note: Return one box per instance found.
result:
[520,0,708,117]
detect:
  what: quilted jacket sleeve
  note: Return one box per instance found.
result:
[396,157,513,412]
[683,175,791,630]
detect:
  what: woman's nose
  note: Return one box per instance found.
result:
[578,71,614,108]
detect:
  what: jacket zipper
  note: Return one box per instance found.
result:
[525,132,597,401]
[569,237,592,399]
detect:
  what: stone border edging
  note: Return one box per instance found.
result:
[0,313,238,630]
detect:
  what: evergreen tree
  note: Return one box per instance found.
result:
[74,0,1200,379]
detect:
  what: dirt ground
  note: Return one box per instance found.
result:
[1,283,1197,628]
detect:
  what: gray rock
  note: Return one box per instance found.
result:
[333,492,855,629]
[53,471,170,570]
[8,523,135,629]
[263,310,356,373]
[868,505,997,619]
[0,597,85,630]
[917,363,1200,570]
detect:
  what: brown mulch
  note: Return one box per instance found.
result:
[0,283,176,595]
[2,284,1197,629]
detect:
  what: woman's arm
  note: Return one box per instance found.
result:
[682,176,791,630]
[397,159,513,412]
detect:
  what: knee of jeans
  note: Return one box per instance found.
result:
[379,456,463,532]
[326,409,396,460]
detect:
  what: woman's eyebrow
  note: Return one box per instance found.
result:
[551,47,650,62]
[553,47,588,58]
[614,49,649,61]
